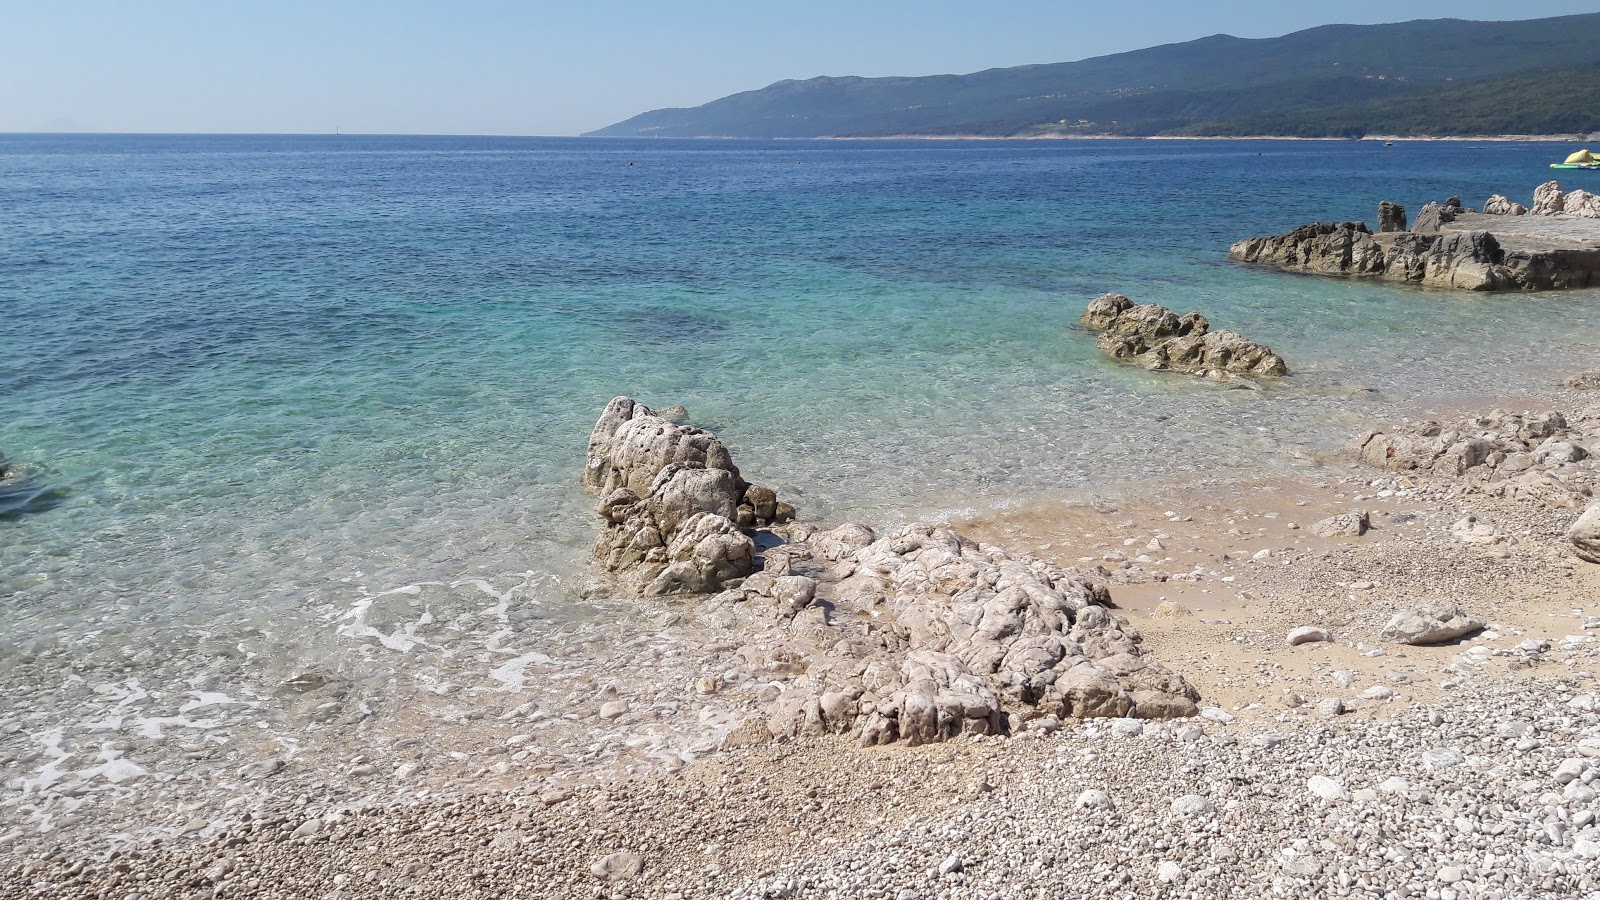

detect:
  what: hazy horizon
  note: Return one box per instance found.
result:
[3,1,1597,137]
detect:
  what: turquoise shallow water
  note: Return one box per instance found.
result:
[3,134,1600,682]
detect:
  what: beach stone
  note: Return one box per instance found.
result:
[590,851,644,882]
[238,758,284,780]
[1568,502,1600,563]
[1380,604,1485,645]
[1307,776,1347,800]
[1286,626,1332,646]
[1170,794,1215,818]
[1317,697,1346,717]
[1157,860,1182,883]
[1422,748,1467,769]
[1310,510,1369,538]
[1076,789,1115,810]
[1553,759,1587,784]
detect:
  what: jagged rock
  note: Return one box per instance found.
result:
[1569,502,1600,564]
[1412,201,1455,233]
[1310,510,1369,538]
[1565,189,1600,219]
[1378,201,1407,233]
[1379,604,1486,645]
[585,397,740,497]
[1483,194,1527,216]
[1532,180,1566,216]
[1228,222,1385,276]
[1079,294,1287,379]
[1346,409,1596,508]
[583,399,1199,746]
[586,397,795,596]
[1445,196,1462,210]
[1566,372,1600,390]
[764,524,1199,745]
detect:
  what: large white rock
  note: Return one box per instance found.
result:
[1568,502,1600,564]
[1379,604,1485,645]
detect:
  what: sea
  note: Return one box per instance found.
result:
[2,134,1599,847]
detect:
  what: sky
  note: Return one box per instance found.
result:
[2,1,1597,136]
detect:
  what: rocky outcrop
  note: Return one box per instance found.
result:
[1483,195,1528,216]
[1378,201,1407,233]
[1566,189,1600,219]
[753,523,1201,744]
[1532,181,1566,216]
[1233,185,1600,291]
[1227,222,1385,277]
[1234,224,1598,292]
[1346,409,1598,508]
[1412,201,1456,234]
[585,397,792,596]
[582,398,1200,745]
[1079,294,1287,379]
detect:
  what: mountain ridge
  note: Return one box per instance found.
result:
[586,13,1600,139]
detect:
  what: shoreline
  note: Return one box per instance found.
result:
[10,368,1600,897]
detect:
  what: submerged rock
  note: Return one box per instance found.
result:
[1079,294,1287,380]
[581,397,1201,746]
[585,397,790,596]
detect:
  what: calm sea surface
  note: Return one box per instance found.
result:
[2,136,1599,808]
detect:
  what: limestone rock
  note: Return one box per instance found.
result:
[1079,294,1287,380]
[1345,409,1596,508]
[1483,194,1527,216]
[1379,604,1486,645]
[765,523,1199,745]
[586,397,792,596]
[1412,201,1455,234]
[1532,180,1565,216]
[1228,222,1385,277]
[1569,502,1600,564]
[1564,188,1600,218]
[1310,510,1369,538]
[1377,201,1407,233]
[1286,626,1332,646]
[590,851,644,882]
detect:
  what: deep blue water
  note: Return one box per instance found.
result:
[3,134,1599,668]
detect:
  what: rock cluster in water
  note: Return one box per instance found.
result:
[1229,193,1600,291]
[585,397,793,596]
[1078,294,1287,380]
[582,397,1200,745]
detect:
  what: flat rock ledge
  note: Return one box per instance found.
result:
[1228,189,1600,291]
[1079,294,1287,380]
[583,396,1199,746]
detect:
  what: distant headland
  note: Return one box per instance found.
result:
[586,13,1600,140]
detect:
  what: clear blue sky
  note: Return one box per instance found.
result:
[2,1,1595,136]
